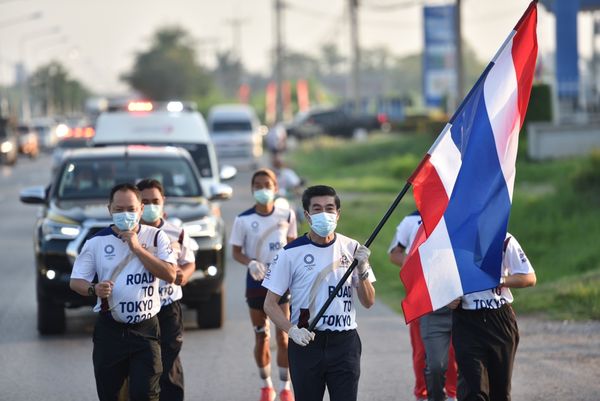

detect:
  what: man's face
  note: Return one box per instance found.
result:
[252,174,277,193]
[108,189,142,217]
[305,195,339,220]
[140,187,164,207]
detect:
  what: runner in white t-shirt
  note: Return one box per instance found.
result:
[449,233,536,401]
[230,168,298,401]
[70,183,177,401]
[138,178,197,401]
[389,211,458,401]
[263,185,376,401]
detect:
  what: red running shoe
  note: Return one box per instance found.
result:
[259,387,276,401]
[279,389,295,401]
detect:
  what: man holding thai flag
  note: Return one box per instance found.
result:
[400,1,539,400]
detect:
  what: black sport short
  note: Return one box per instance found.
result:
[247,292,290,310]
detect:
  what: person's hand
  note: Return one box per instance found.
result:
[95,280,114,299]
[354,245,371,275]
[247,260,267,281]
[174,268,184,285]
[118,230,141,252]
[447,297,461,309]
[288,325,315,346]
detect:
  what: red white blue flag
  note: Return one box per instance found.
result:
[400,1,538,323]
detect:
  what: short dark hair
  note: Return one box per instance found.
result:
[136,178,164,196]
[109,183,141,204]
[251,168,278,187]
[302,185,340,211]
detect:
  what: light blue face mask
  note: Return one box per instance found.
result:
[142,204,163,223]
[309,212,338,237]
[112,212,139,231]
[253,189,275,205]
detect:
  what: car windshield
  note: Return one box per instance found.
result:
[211,120,252,132]
[56,156,203,200]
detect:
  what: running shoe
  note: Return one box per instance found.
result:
[279,388,295,401]
[260,387,276,401]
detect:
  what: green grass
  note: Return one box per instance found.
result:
[288,133,600,321]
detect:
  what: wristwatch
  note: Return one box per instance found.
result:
[88,284,96,297]
[359,270,370,281]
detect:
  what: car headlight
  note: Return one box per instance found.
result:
[0,141,13,154]
[182,216,216,238]
[42,218,81,240]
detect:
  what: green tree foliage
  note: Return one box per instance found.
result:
[29,61,90,115]
[122,26,211,100]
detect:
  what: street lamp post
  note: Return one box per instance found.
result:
[18,26,60,121]
[0,10,43,117]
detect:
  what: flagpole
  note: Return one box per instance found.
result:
[308,181,412,331]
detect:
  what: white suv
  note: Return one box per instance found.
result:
[93,101,236,193]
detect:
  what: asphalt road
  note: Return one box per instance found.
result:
[0,153,598,401]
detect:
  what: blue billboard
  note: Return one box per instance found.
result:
[423,4,457,109]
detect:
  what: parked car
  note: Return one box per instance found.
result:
[32,117,60,151]
[0,118,18,165]
[207,104,263,167]
[20,145,233,334]
[94,100,236,194]
[286,106,387,139]
[16,125,40,158]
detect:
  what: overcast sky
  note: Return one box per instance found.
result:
[0,0,590,94]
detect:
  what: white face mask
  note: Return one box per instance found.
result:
[253,189,275,205]
[112,211,139,231]
[308,212,338,237]
[142,204,163,223]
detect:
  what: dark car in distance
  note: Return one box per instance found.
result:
[286,106,388,140]
[20,145,233,334]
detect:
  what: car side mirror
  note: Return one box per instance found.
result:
[209,183,233,201]
[20,185,47,204]
[219,165,237,181]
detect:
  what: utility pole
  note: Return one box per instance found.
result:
[349,0,360,115]
[274,0,285,123]
[224,17,248,63]
[455,0,464,106]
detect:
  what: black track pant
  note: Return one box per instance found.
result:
[158,301,184,401]
[288,329,361,401]
[452,304,519,401]
[93,314,162,401]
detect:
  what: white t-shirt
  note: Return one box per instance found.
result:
[388,211,422,254]
[230,205,297,264]
[262,233,376,331]
[157,219,197,306]
[71,225,176,324]
[461,234,535,310]
[230,205,297,297]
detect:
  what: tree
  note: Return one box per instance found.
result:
[122,26,211,100]
[320,43,346,75]
[29,61,90,116]
[214,50,243,99]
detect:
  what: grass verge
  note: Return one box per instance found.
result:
[287,133,600,321]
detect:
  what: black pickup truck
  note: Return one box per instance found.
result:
[286,107,388,140]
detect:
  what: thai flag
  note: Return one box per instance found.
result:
[400,1,538,323]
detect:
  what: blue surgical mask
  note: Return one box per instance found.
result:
[253,189,275,205]
[309,212,338,237]
[112,212,139,231]
[142,204,163,223]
